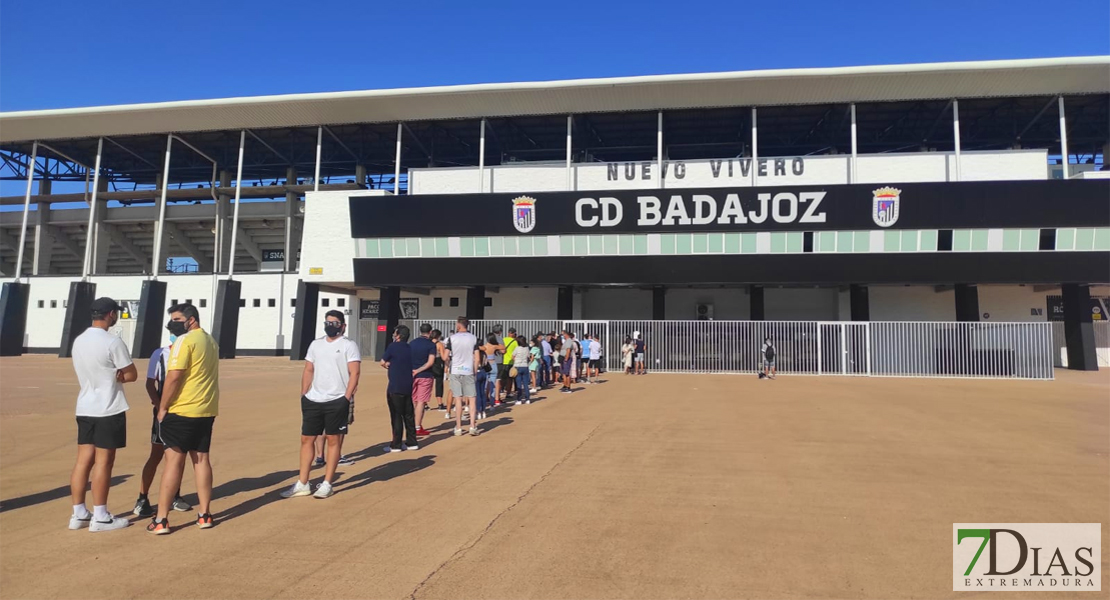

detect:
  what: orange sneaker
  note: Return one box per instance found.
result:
[196,513,214,529]
[146,518,170,535]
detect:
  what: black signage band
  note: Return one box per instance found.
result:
[349,180,1109,239]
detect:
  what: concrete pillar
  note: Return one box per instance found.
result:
[284,167,299,272]
[557,286,574,320]
[212,279,243,358]
[954,284,980,322]
[0,282,31,356]
[466,286,485,320]
[133,280,168,358]
[92,177,110,274]
[32,199,53,276]
[58,281,96,358]
[215,170,233,273]
[749,285,765,320]
[1062,283,1098,371]
[290,280,320,361]
[652,286,666,320]
[375,286,401,359]
[849,284,870,321]
[355,164,367,186]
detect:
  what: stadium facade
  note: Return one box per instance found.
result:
[0,57,1107,369]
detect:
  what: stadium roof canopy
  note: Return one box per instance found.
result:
[0,56,1107,187]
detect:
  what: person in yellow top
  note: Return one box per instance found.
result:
[147,302,220,535]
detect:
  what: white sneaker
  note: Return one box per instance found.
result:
[453,428,464,436]
[313,481,334,499]
[280,481,312,498]
[468,427,480,436]
[445,412,453,419]
[525,400,531,404]
[403,444,418,451]
[479,412,486,420]
[384,445,402,453]
[530,388,537,393]
[88,516,130,532]
[68,515,92,530]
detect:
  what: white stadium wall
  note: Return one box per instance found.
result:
[408,150,1048,195]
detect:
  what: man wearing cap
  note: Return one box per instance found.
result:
[69,297,137,532]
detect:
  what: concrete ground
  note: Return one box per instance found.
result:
[0,355,1107,600]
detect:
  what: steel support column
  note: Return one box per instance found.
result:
[14,141,38,279]
[953,99,962,182]
[1058,96,1070,179]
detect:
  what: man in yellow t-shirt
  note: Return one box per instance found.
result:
[147,302,220,535]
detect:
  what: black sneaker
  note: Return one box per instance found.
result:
[133,496,154,517]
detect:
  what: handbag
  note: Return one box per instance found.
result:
[509,366,519,378]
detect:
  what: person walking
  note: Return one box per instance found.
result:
[133,329,191,518]
[380,325,418,452]
[280,310,361,500]
[761,337,777,380]
[445,317,480,436]
[147,302,220,534]
[409,324,437,437]
[70,297,136,532]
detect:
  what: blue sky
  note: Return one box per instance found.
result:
[1,0,1107,111]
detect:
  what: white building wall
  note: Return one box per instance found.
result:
[409,150,1048,194]
[664,288,752,320]
[486,287,558,319]
[581,288,654,320]
[765,287,840,321]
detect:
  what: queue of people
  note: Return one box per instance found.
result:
[67,302,625,535]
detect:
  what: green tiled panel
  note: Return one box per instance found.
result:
[573,235,587,254]
[407,238,421,257]
[786,232,803,253]
[661,234,676,255]
[364,239,379,258]
[489,237,503,256]
[474,237,489,256]
[741,233,757,254]
[708,233,724,253]
[818,231,835,252]
[518,237,533,256]
[434,238,449,257]
[725,233,741,253]
[603,235,618,254]
[588,236,603,255]
[560,236,574,256]
[884,230,900,252]
[676,234,692,254]
[460,238,475,257]
[634,235,648,254]
[379,239,393,258]
[1001,229,1020,251]
[1076,228,1095,250]
[1020,229,1039,251]
[919,230,937,252]
[953,230,971,251]
[421,238,434,257]
[1095,228,1110,251]
[619,235,634,255]
[1055,228,1074,251]
[534,236,548,256]
[692,234,708,253]
[900,230,918,252]
[770,232,786,253]
[838,231,854,253]
[504,237,518,255]
[392,238,407,257]
[971,229,988,252]
[852,228,870,249]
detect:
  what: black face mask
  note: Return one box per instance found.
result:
[167,319,188,337]
[324,324,343,338]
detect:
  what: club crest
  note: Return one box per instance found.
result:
[512,196,536,233]
[872,187,901,228]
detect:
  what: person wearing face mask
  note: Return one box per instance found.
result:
[281,310,362,500]
[379,324,418,451]
[68,297,138,532]
[132,328,192,518]
[147,303,220,535]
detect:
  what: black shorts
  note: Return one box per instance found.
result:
[301,396,350,436]
[589,358,600,368]
[158,413,215,453]
[76,413,127,450]
[497,363,512,383]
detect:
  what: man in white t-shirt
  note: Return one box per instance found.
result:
[443,317,480,437]
[586,333,603,383]
[69,297,138,532]
[281,310,361,500]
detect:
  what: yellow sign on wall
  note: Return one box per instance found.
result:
[309,267,323,275]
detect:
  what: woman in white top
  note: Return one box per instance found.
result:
[621,337,634,374]
[511,336,532,405]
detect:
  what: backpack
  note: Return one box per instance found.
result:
[764,344,775,361]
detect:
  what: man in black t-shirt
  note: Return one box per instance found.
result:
[633,332,646,375]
